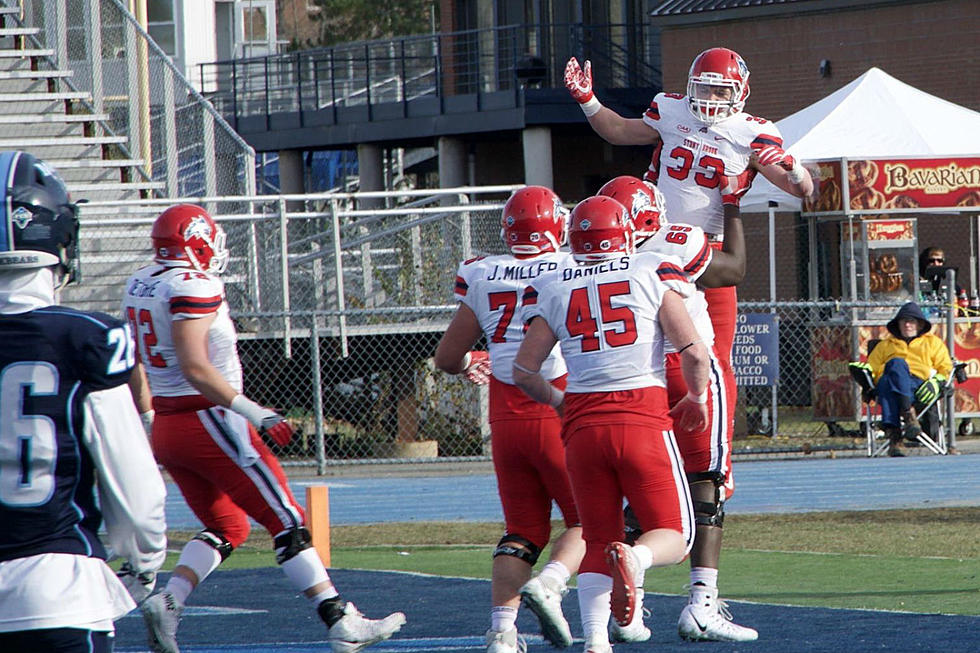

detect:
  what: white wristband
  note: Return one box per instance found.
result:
[787,161,807,185]
[139,409,154,436]
[460,352,472,372]
[230,394,267,428]
[580,96,602,117]
[686,389,709,405]
[548,385,565,408]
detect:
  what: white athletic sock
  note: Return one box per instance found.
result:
[631,544,654,571]
[538,560,571,587]
[577,572,612,643]
[490,605,518,632]
[690,566,719,589]
[165,575,194,606]
[280,547,332,594]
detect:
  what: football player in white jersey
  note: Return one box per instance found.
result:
[123,204,405,653]
[0,151,166,653]
[434,186,585,653]
[599,175,758,642]
[564,47,812,375]
[513,195,710,653]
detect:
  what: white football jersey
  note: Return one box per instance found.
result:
[638,222,716,353]
[642,92,783,234]
[524,252,694,393]
[455,252,571,384]
[122,263,242,397]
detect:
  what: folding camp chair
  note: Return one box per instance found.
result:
[849,343,967,457]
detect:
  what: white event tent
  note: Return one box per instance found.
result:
[741,67,980,213]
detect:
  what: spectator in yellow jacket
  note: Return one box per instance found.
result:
[867,302,952,456]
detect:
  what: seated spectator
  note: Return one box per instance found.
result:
[918,246,962,305]
[865,302,952,456]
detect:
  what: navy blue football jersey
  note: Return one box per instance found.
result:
[0,306,135,562]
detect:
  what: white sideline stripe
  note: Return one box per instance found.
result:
[120,605,266,618]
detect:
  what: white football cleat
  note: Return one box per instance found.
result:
[677,585,758,642]
[485,627,528,653]
[583,633,613,653]
[519,575,573,648]
[327,602,407,653]
[610,589,651,642]
[141,590,183,653]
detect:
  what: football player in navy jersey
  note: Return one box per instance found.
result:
[0,150,167,652]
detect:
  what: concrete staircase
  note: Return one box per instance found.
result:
[0,6,163,312]
[0,8,164,201]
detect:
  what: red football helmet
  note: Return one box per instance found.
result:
[687,47,750,124]
[501,186,568,255]
[151,204,229,273]
[597,176,667,244]
[568,196,635,263]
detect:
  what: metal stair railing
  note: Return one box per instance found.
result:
[7,0,254,198]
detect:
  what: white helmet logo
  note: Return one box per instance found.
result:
[183,215,212,241]
[11,206,32,229]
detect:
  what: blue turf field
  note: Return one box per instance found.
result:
[162,454,980,529]
[118,454,980,652]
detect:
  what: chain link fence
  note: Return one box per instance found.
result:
[64,189,977,468]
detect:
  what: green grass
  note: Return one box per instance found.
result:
[161,508,980,616]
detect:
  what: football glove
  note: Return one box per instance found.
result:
[720,169,757,206]
[260,414,294,447]
[564,57,594,105]
[117,561,156,605]
[461,350,492,385]
[753,144,797,171]
[230,394,294,446]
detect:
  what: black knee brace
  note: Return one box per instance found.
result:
[687,472,726,528]
[273,527,313,564]
[192,529,234,561]
[492,533,541,565]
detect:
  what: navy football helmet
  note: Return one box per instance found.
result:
[0,151,80,286]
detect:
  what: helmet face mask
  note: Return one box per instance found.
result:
[151,204,228,274]
[568,196,635,264]
[501,186,568,256]
[687,47,750,124]
[597,176,667,244]
[0,151,80,287]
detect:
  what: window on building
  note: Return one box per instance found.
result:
[148,0,177,55]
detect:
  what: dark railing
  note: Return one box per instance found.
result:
[198,23,660,123]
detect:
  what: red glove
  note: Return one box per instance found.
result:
[754,144,797,171]
[259,413,294,447]
[669,392,708,436]
[462,350,492,385]
[720,168,757,206]
[564,57,594,105]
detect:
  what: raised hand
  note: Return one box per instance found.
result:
[564,57,594,105]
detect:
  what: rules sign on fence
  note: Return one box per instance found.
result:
[733,313,779,386]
